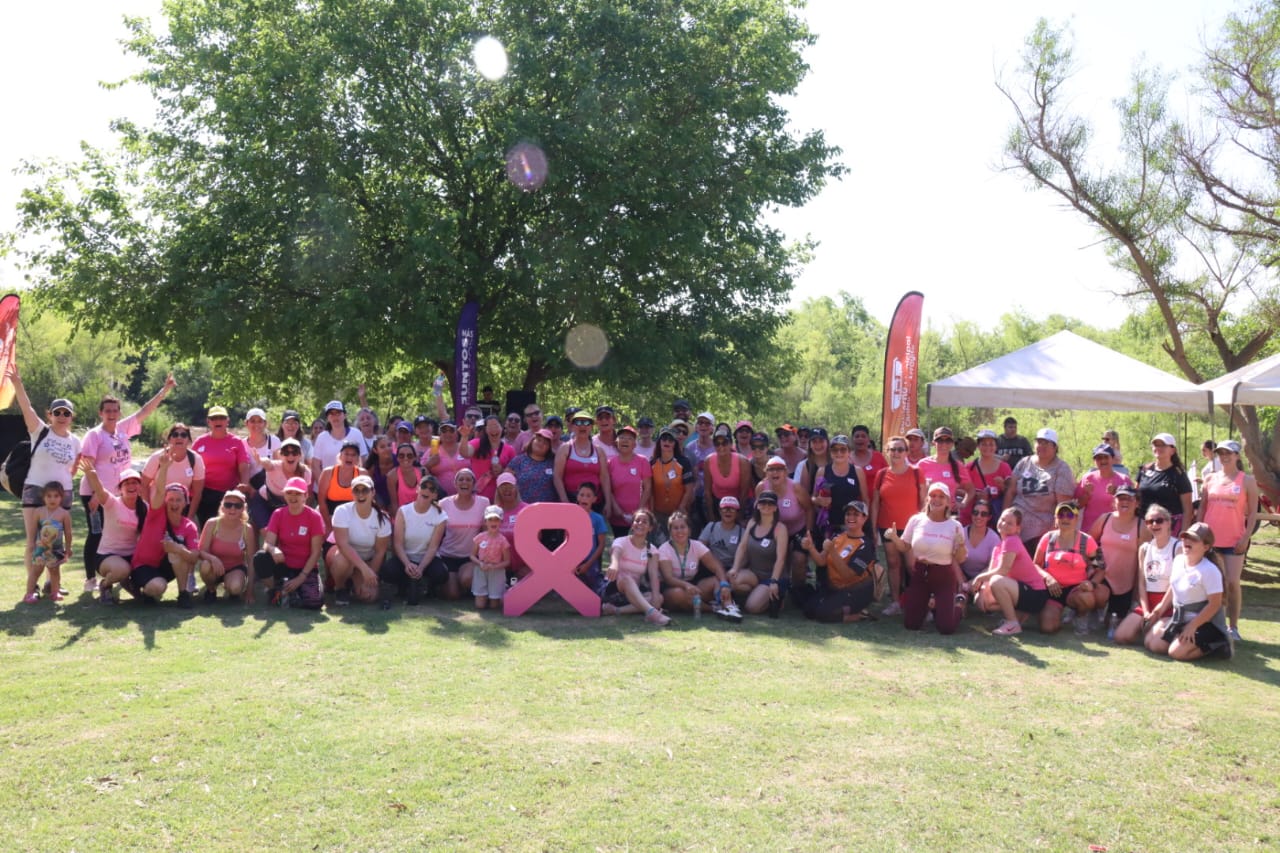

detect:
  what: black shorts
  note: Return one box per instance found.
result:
[788,531,806,552]
[1046,582,1081,609]
[601,578,650,608]
[1161,619,1232,658]
[440,555,470,573]
[130,559,176,588]
[1014,583,1050,615]
[1105,587,1134,617]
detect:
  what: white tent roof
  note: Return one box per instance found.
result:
[1198,351,1280,407]
[926,330,1212,414]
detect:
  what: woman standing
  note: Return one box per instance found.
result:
[243,408,281,492]
[1006,428,1075,552]
[554,411,612,509]
[464,414,516,501]
[325,474,391,605]
[506,428,558,505]
[365,436,396,509]
[1196,440,1258,643]
[388,443,423,514]
[970,507,1049,636]
[728,490,788,616]
[869,436,925,616]
[965,429,1011,524]
[916,427,972,518]
[796,427,831,492]
[703,425,751,528]
[887,482,967,634]
[1135,433,1193,535]
[195,487,256,603]
[649,429,695,535]
[810,435,870,542]
[276,410,314,462]
[755,455,812,600]
[492,472,529,578]
[608,426,654,537]
[310,400,355,482]
[1075,443,1133,533]
[1146,523,1232,661]
[6,364,81,583]
[316,440,369,535]
[425,421,469,496]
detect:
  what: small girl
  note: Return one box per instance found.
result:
[471,505,511,610]
[26,482,73,603]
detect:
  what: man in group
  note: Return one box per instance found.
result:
[594,405,619,459]
[775,424,805,474]
[503,412,523,445]
[996,416,1033,469]
[192,405,251,526]
[76,374,177,591]
[672,398,693,425]
[685,412,717,531]
[905,428,928,464]
[634,416,658,457]
[512,402,544,454]
[476,386,500,419]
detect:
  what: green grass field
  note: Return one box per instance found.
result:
[2,497,1277,851]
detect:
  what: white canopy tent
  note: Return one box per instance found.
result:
[1198,351,1280,407]
[926,330,1213,415]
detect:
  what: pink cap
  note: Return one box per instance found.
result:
[283,476,309,494]
[496,472,517,488]
[535,428,554,440]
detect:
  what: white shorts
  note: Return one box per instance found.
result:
[471,566,506,599]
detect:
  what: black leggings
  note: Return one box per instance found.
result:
[804,581,875,623]
[81,495,103,580]
[380,555,449,604]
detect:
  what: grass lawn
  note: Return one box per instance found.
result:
[2,496,1278,851]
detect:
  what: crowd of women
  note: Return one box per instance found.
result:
[6,366,1249,660]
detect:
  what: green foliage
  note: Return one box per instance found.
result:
[10,0,842,404]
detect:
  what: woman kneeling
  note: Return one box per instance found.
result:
[800,501,878,623]
[1145,522,1232,661]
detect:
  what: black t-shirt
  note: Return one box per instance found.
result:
[996,435,1033,469]
[1136,464,1192,517]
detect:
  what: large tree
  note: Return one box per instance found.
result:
[10,0,840,405]
[999,14,1280,497]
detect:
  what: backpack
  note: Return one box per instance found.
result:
[1,426,50,497]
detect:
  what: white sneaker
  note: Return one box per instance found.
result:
[716,602,744,623]
[881,601,902,617]
[645,607,670,626]
[1061,606,1076,625]
[83,577,99,593]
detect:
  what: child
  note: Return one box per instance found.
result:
[26,482,73,603]
[575,482,609,594]
[472,505,511,610]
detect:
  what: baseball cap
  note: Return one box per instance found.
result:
[1036,428,1059,445]
[324,400,345,414]
[928,481,951,498]
[1152,432,1177,447]
[496,472,517,488]
[207,405,229,418]
[1215,439,1241,454]
[283,477,309,494]
[245,407,267,422]
[484,505,503,520]
[351,475,375,490]
[719,496,740,509]
[1092,443,1116,458]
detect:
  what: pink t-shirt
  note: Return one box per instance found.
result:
[610,536,654,582]
[495,501,528,570]
[901,513,964,565]
[132,508,199,569]
[992,535,1044,589]
[439,495,491,558]
[468,440,518,500]
[473,530,511,568]
[142,449,206,490]
[607,454,652,525]
[917,457,971,508]
[656,539,710,581]
[193,433,251,491]
[428,446,468,495]
[99,493,145,556]
[266,505,325,568]
[1075,470,1134,532]
[79,415,142,496]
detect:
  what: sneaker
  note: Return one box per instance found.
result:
[645,607,671,626]
[99,587,117,606]
[21,592,39,604]
[1074,611,1091,636]
[716,601,744,623]
[83,577,99,594]
[993,620,1022,636]
[177,590,193,609]
[43,581,69,597]
[881,601,902,617]
[1228,626,1242,643]
[204,586,218,605]
[335,588,351,607]
[1061,606,1076,625]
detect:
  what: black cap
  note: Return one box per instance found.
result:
[637,416,655,428]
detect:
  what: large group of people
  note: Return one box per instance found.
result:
[6,364,1250,661]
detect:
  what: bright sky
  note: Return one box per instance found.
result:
[0,0,1233,333]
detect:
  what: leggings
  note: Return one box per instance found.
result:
[903,561,961,635]
[805,580,875,623]
[81,495,103,580]
[380,555,449,604]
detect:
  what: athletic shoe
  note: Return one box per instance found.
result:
[715,601,744,623]
[204,586,218,605]
[1228,626,1242,643]
[21,592,39,604]
[1061,606,1075,625]
[99,587,116,606]
[335,588,351,607]
[881,601,902,617]
[1074,611,1091,636]
[993,620,1022,636]
[177,590,193,609]
[645,607,670,626]
[83,577,99,593]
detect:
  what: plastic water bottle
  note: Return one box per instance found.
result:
[692,593,702,619]
[1106,612,1119,640]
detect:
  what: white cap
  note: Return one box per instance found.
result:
[483,505,503,520]
[696,411,716,425]
[245,407,267,422]
[1035,428,1058,445]
[928,481,951,498]
[1152,432,1177,447]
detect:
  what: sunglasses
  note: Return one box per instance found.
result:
[1056,510,1078,519]
[397,451,417,459]
[465,414,481,420]
[352,486,372,495]
[750,443,767,449]
[281,448,301,456]
[1147,517,1168,526]
[209,416,228,422]
[169,431,191,439]
[222,501,244,509]
[572,420,593,427]
[52,409,73,417]
[888,447,907,453]
[972,510,991,517]
[419,484,438,492]
[934,437,954,444]
[713,438,730,446]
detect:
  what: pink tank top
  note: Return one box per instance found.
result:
[707,453,744,500]
[1201,470,1248,547]
[1097,513,1141,595]
[208,520,248,568]
[563,442,602,497]
[776,480,805,536]
[395,466,420,508]
[429,448,466,495]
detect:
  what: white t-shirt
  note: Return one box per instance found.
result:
[331,502,391,560]
[311,428,353,471]
[1170,554,1224,608]
[26,422,81,492]
[398,503,447,561]
[901,513,964,566]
